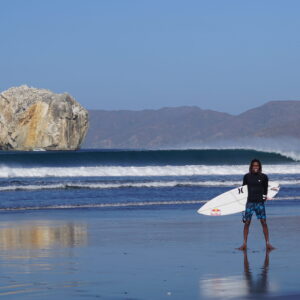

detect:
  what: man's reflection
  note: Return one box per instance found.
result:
[243,249,271,296]
[199,251,273,299]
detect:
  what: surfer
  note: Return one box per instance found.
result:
[238,159,275,251]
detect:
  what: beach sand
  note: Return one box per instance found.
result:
[0,205,299,299]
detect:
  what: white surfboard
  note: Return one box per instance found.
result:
[197,181,280,216]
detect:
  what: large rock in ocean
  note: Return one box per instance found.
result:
[0,85,89,150]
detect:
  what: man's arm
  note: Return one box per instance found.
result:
[263,174,269,200]
[243,174,247,186]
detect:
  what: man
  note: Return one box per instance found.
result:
[238,159,275,251]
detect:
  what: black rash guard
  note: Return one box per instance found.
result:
[243,172,269,203]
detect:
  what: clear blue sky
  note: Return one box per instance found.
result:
[1,0,300,114]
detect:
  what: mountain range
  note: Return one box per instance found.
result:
[82,101,300,149]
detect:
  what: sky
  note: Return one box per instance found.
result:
[1,0,300,114]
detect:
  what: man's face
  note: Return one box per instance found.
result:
[251,162,260,173]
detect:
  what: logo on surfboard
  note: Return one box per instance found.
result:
[271,187,279,191]
[210,208,221,216]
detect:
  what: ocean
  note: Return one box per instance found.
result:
[0,148,299,211]
[1,148,300,299]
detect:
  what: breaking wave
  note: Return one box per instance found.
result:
[0,164,299,178]
[0,148,297,168]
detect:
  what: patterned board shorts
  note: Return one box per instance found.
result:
[243,202,266,222]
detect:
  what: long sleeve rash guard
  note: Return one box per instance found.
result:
[243,172,269,203]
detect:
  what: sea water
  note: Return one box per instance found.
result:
[0,148,299,210]
[0,149,300,299]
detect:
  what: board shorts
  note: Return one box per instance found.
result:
[243,202,266,222]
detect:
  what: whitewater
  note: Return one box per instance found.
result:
[0,179,300,192]
[0,163,300,178]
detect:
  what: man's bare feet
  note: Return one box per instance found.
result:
[237,244,247,250]
[266,243,276,251]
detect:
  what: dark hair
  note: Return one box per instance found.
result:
[249,159,262,173]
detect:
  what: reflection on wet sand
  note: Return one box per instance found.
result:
[0,221,88,295]
[243,250,270,296]
[200,251,273,299]
[0,221,87,250]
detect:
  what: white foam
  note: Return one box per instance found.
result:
[0,184,65,191]
[275,196,300,200]
[0,178,299,192]
[0,164,299,178]
[0,200,206,211]
[0,180,239,191]
[0,196,299,211]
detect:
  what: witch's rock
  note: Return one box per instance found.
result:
[0,85,89,150]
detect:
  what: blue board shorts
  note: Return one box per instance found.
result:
[243,202,266,221]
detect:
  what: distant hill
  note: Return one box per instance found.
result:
[83,101,300,149]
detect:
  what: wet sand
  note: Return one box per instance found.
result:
[0,205,299,299]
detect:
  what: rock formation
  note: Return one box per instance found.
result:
[0,85,89,150]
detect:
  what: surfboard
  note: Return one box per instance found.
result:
[197,181,280,216]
